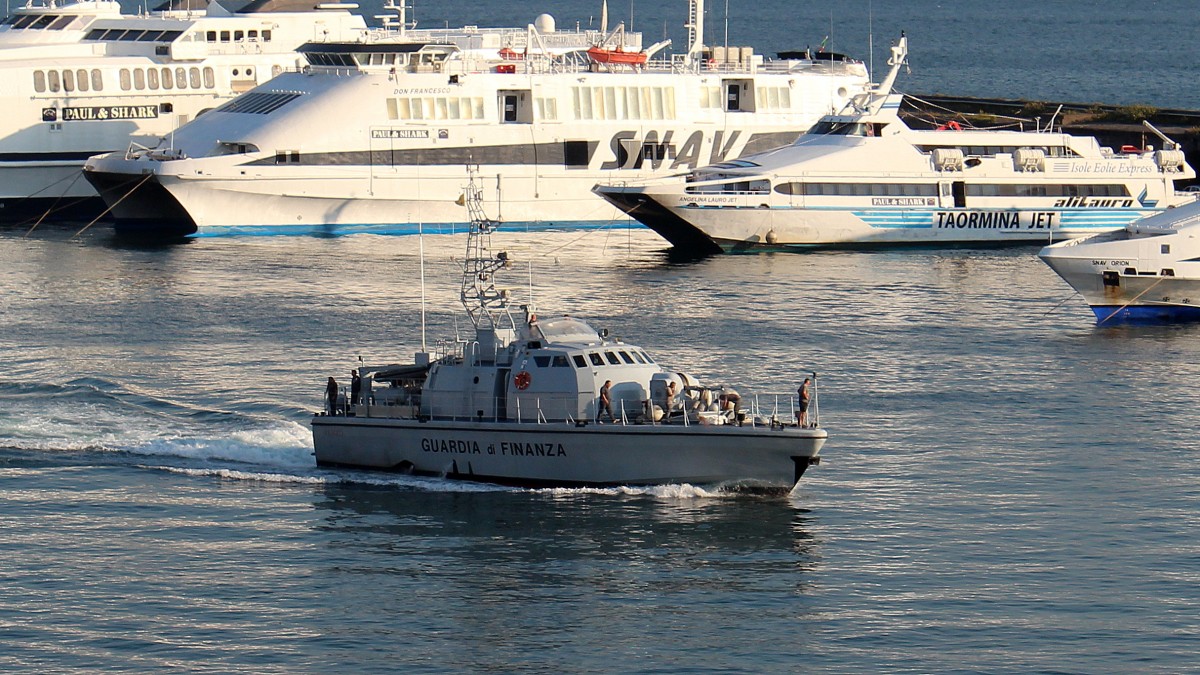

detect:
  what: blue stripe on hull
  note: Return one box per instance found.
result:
[129,220,639,239]
[1092,304,1200,324]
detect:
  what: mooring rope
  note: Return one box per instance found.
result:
[71,172,155,239]
[1098,276,1168,325]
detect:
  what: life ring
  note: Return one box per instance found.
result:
[514,371,532,390]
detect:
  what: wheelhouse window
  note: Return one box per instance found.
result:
[588,353,604,366]
[572,355,587,368]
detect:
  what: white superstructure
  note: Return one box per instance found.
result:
[82,0,871,237]
[311,174,827,491]
[1039,200,1200,323]
[0,0,372,223]
[595,35,1197,252]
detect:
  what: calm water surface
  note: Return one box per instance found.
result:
[5,0,1200,669]
[2,225,1199,671]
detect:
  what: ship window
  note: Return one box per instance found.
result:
[1124,267,1137,276]
[206,30,217,42]
[604,352,620,365]
[218,92,303,115]
[48,15,75,30]
[536,96,557,121]
[202,67,214,89]
[262,29,271,41]
[1162,244,1171,254]
[161,67,173,89]
[639,351,654,363]
[630,351,645,364]
[48,70,61,92]
[552,355,569,367]
[618,351,635,364]
[248,30,258,40]
[33,71,46,93]
[563,140,590,167]
[220,31,230,42]
[75,69,88,92]
[572,355,586,368]
[32,15,56,29]
[588,353,604,366]
[1162,268,1175,276]
[147,68,159,89]
[234,31,244,41]
[131,69,145,90]
[533,356,551,367]
[91,69,103,91]
[189,67,201,89]
[175,67,187,90]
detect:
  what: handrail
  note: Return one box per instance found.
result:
[323,386,819,429]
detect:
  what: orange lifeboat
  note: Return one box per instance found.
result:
[585,45,648,66]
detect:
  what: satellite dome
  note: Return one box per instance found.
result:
[533,13,555,33]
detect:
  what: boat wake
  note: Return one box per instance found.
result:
[0,379,752,497]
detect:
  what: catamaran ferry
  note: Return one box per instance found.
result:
[81,0,871,237]
[0,0,374,224]
[594,35,1198,252]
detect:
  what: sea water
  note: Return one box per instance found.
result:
[5,0,1200,669]
[2,226,1199,671]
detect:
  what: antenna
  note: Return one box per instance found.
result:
[868,0,873,83]
[419,220,427,352]
[723,0,728,53]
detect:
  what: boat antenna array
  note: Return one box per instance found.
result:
[459,166,517,332]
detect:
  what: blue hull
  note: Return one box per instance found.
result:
[1092,304,1200,324]
[114,219,641,239]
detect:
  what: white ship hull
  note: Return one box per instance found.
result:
[597,185,1175,252]
[81,12,871,237]
[596,36,1196,252]
[0,0,373,224]
[1039,200,1200,322]
[312,415,825,490]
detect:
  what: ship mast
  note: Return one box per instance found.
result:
[459,169,517,332]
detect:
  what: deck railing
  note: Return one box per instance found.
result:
[322,384,819,429]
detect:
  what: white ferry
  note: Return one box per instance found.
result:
[1039,200,1200,323]
[81,0,871,237]
[0,0,373,224]
[311,174,826,492]
[595,35,1198,252]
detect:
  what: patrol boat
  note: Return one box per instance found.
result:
[594,35,1197,252]
[310,176,827,491]
[0,0,372,224]
[82,0,871,237]
[1039,200,1200,323]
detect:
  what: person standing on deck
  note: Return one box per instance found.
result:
[326,377,339,415]
[797,377,812,427]
[597,380,615,423]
